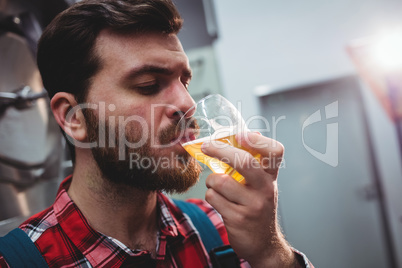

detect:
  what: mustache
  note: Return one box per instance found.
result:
[175,117,199,131]
[159,124,178,145]
[159,118,200,145]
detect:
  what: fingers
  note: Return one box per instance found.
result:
[201,132,285,265]
[201,131,284,187]
[201,140,267,188]
[236,132,284,175]
[205,173,249,205]
[205,182,238,218]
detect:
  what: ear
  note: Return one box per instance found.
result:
[50,92,87,143]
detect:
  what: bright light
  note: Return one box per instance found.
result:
[370,31,402,71]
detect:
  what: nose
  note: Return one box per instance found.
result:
[166,86,196,122]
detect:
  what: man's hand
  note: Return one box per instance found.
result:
[202,132,296,267]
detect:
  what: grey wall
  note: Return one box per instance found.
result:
[206,0,402,267]
[259,76,400,268]
[212,0,402,121]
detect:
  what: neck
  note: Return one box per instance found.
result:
[68,152,159,255]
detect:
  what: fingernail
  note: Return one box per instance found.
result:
[236,131,247,143]
[246,131,259,143]
[247,131,261,138]
[201,141,210,152]
[237,131,247,138]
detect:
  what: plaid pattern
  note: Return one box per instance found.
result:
[0,176,313,267]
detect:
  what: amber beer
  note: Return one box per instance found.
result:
[182,133,259,184]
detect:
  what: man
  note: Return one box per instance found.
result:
[0,0,313,267]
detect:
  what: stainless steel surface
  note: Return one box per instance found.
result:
[0,86,48,113]
[0,30,64,228]
[0,33,50,165]
[0,216,28,236]
[0,178,62,235]
[0,178,61,227]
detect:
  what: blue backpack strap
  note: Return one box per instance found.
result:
[173,199,240,268]
[173,199,223,252]
[0,228,48,268]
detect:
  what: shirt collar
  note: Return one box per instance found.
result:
[52,176,186,265]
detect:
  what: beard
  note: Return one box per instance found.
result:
[84,109,202,194]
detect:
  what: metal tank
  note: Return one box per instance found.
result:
[0,0,71,235]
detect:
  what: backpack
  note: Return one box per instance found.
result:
[0,228,48,268]
[173,199,241,268]
[0,199,240,268]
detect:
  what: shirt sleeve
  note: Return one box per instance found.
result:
[186,198,314,268]
[0,256,10,268]
[293,247,314,268]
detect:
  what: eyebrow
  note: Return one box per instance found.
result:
[121,65,192,82]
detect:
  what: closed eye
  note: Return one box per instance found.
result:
[182,79,190,89]
[181,72,192,90]
[136,83,161,95]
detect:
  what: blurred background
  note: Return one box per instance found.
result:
[1,0,402,267]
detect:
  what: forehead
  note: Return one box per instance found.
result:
[94,30,189,74]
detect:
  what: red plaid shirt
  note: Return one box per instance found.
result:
[0,176,313,267]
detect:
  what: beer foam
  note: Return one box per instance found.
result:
[181,128,238,146]
[181,135,213,146]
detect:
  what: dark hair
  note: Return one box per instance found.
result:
[37,0,183,162]
[37,0,183,103]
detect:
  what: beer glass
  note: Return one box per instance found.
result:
[176,94,259,184]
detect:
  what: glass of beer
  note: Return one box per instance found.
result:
[176,94,259,184]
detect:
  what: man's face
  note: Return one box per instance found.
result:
[82,30,201,193]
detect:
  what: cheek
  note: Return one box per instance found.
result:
[118,104,154,137]
[106,102,147,119]
[107,101,167,140]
